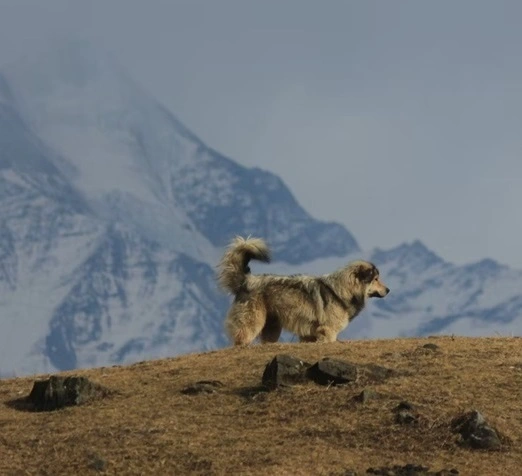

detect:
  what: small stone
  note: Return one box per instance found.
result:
[366,465,458,476]
[394,401,419,426]
[395,411,419,425]
[28,376,109,411]
[87,453,108,472]
[354,388,380,404]
[262,355,311,390]
[366,464,433,475]
[181,380,223,395]
[306,358,358,386]
[422,343,440,351]
[451,410,502,450]
[397,401,415,411]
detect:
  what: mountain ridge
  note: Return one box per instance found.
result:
[0,41,520,377]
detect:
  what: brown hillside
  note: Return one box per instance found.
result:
[1,336,521,475]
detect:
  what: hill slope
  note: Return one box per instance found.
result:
[1,337,521,475]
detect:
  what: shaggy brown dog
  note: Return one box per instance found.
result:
[217,236,390,345]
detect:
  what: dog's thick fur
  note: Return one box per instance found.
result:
[218,236,390,345]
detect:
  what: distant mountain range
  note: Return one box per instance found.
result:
[0,41,520,377]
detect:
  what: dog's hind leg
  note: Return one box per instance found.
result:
[226,298,267,346]
[260,316,282,343]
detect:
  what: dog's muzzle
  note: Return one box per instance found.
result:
[369,287,390,298]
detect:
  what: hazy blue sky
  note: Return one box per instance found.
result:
[2,1,522,266]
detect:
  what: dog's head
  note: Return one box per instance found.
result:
[353,261,390,299]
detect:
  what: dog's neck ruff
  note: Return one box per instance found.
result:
[318,279,350,311]
[348,294,365,320]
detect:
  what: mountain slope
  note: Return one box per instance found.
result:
[0,95,101,375]
[0,41,521,377]
[365,242,522,338]
[0,42,359,376]
[2,40,358,263]
[46,224,229,371]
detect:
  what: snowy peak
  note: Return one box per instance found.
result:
[3,40,124,113]
[44,222,228,371]
[1,41,521,377]
[372,239,444,264]
[460,258,507,277]
[0,100,87,211]
[0,40,359,264]
[170,151,359,262]
[372,240,446,273]
[2,39,201,150]
[0,41,361,376]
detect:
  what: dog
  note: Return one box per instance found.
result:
[217,236,390,345]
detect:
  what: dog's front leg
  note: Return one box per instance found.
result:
[299,335,317,343]
[314,326,338,343]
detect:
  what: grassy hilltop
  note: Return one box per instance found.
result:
[0,336,521,475]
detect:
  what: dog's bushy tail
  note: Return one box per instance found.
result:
[217,236,270,294]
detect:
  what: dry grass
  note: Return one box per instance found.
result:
[1,336,521,475]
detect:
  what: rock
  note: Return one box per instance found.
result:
[394,401,419,425]
[451,410,502,450]
[28,376,109,411]
[181,380,224,395]
[262,356,399,389]
[354,388,380,404]
[306,358,358,386]
[366,464,458,475]
[236,385,270,401]
[397,401,415,411]
[367,464,429,475]
[406,343,442,357]
[395,411,419,425]
[422,343,440,351]
[262,355,311,390]
[87,453,108,472]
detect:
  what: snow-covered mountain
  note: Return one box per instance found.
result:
[0,42,520,376]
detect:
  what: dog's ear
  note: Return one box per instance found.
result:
[354,264,377,284]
